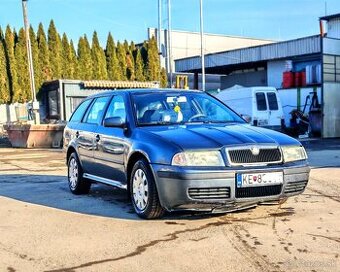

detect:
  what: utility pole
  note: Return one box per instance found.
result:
[167,0,173,88]
[22,0,40,124]
[199,0,205,92]
[158,0,162,83]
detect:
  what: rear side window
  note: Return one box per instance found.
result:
[84,96,110,124]
[256,92,267,111]
[69,99,92,122]
[267,92,279,110]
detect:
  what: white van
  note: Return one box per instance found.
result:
[216,86,285,130]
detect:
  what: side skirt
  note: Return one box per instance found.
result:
[83,173,127,190]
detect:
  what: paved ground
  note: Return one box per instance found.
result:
[0,140,339,272]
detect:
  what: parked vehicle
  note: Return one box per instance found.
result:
[216,86,285,130]
[64,89,310,219]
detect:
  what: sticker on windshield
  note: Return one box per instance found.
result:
[166,96,187,103]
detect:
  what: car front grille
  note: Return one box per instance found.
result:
[188,187,231,200]
[236,185,282,198]
[284,181,308,194]
[227,147,282,165]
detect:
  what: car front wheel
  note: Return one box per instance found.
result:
[68,152,91,195]
[130,159,165,219]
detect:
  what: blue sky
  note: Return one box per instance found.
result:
[0,0,339,45]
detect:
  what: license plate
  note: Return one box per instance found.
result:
[236,172,283,188]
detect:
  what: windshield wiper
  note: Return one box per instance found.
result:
[185,120,243,124]
[138,121,179,126]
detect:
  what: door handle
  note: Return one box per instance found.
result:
[75,131,79,138]
[95,134,100,142]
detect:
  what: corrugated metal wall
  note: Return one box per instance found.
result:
[327,18,340,39]
[175,36,321,72]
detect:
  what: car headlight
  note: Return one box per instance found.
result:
[172,151,224,166]
[281,145,307,162]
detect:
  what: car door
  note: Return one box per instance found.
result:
[92,94,129,184]
[78,96,111,174]
[266,92,282,126]
[254,92,269,126]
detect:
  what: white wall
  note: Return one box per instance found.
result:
[148,28,275,71]
[323,82,340,137]
[0,103,28,125]
[267,60,287,89]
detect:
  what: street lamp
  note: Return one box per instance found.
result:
[199,0,205,92]
[21,0,40,124]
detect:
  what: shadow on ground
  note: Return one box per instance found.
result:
[0,174,219,221]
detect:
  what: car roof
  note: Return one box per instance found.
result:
[86,88,203,99]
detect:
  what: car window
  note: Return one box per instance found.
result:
[256,92,267,111]
[104,95,126,121]
[69,99,92,122]
[267,92,279,110]
[84,96,110,124]
[132,92,244,126]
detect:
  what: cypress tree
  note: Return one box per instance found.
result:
[61,33,70,78]
[48,20,62,79]
[91,31,107,80]
[4,26,19,103]
[105,32,120,80]
[140,41,148,80]
[145,37,160,81]
[77,35,93,80]
[160,67,168,88]
[37,23,51,83]
[126,41,135,81]
[134,48,145,82]
[116,41,127,80]
[14,28,30,102]
[29,25,41,92]
[61,33,78,79]
[0,28,10,103]
[69,40,78,79]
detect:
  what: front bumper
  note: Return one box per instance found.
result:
[151,162,310,212]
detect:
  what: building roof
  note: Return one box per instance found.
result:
[320,13,340,21]
[82,80,159,89]
[175,35,321,72]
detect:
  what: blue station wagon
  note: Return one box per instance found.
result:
[64,89,310,219]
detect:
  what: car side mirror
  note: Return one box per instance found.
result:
[103,117,125,128]
[241,114,251,123]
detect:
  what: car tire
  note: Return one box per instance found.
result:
[67,152,91,195]
[130,159,165,219]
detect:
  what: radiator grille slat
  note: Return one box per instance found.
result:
[228,147,282,165]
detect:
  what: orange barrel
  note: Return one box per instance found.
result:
[295,72,301,87]
[283,72,294,88]
[300,71,306,86]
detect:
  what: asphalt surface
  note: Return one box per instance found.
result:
[0,139,339,272]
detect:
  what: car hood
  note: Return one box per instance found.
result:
[141,124,300,150]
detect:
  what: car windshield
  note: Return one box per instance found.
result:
[132,91,245,126]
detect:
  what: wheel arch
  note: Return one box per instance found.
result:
[126,151,150,191]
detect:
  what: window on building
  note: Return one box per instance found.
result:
[323,55,340,83]
[48,90,59,117]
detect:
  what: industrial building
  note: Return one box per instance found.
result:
[174,13,340,138]
[147,28,274,75]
